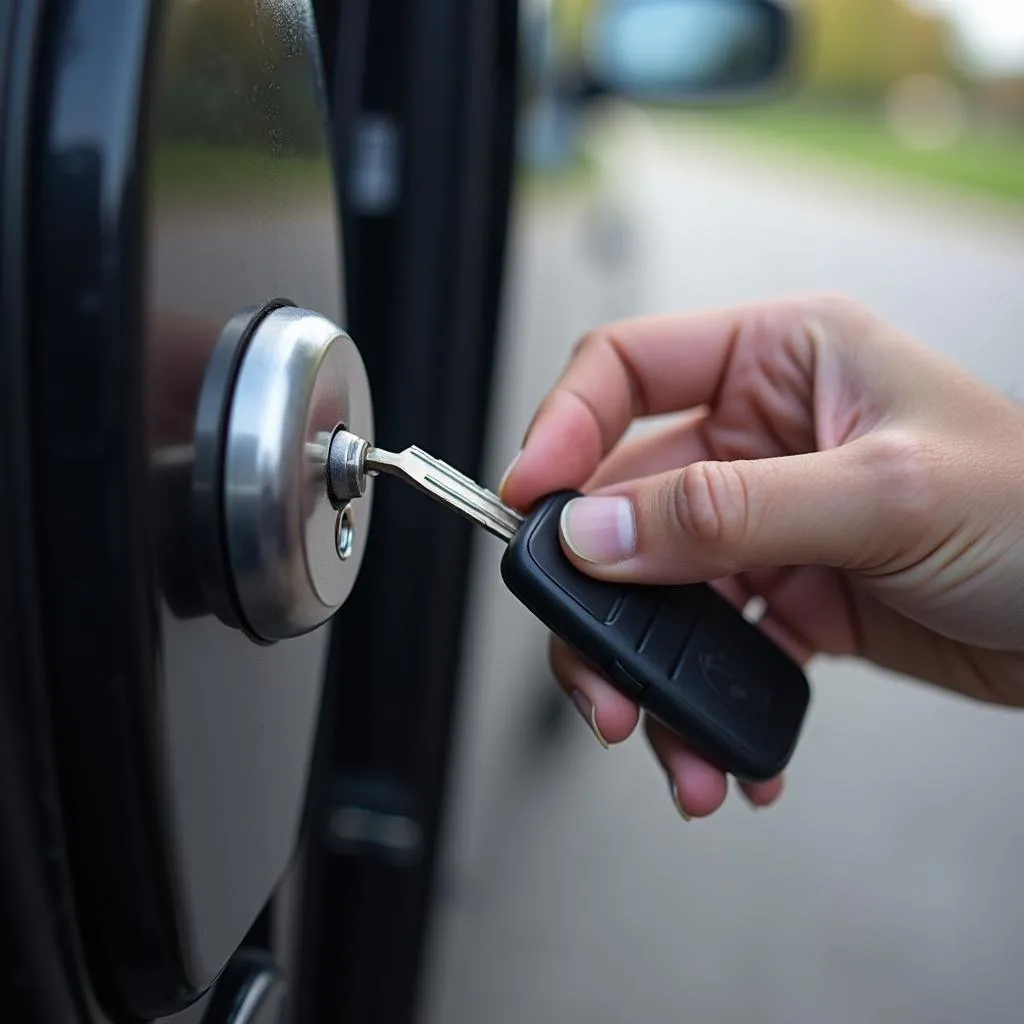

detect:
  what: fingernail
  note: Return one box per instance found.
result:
[571,689,609,749]
[668,777,691,821]
[497,450,521,497]
[560,497,636,564]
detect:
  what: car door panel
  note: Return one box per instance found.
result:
[30,0,344,1015]
[2,0,520,1020]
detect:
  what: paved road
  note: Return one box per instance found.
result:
[422,112,1024,1024]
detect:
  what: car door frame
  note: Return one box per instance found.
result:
[293,1,520,1020]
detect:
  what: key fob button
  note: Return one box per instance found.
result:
[697,650,773,716]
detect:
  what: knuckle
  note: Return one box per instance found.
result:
[672,461,752,548]
[793,293,881,350]
[862,430,942,524]
[802,292,874,327]
[809,291,863,314]
[570,326,606,360]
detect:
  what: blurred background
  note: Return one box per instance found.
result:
[422,2,1024,1022]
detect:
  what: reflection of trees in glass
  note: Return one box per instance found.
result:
[155,0,326,155]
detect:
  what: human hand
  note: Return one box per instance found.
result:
[500,295,1024,819]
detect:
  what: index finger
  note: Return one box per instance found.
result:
[500,299,798,510]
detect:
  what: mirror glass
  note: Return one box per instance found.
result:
[585,0,785,98]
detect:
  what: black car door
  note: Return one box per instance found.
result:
[0,0,517,1021]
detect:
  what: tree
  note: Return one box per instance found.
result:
[799,0,959,101]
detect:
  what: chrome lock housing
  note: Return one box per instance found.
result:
[192,300,374,643]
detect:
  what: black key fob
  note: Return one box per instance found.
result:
[500,491,811,781]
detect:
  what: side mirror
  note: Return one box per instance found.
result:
[583,0,792,102]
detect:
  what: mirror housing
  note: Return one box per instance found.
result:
[581,0,792,103]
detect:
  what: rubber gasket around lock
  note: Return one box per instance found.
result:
[191,298,296,642]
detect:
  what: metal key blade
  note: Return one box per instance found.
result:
[365,446,524,542]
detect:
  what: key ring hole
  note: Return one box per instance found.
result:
[335,503,356,560]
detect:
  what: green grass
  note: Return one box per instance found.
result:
[659,104,1024,205]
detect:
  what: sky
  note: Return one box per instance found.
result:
[909,0,1024,74]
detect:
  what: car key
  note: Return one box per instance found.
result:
[327,431,810,781]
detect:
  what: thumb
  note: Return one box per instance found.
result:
[559,439,904,584]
